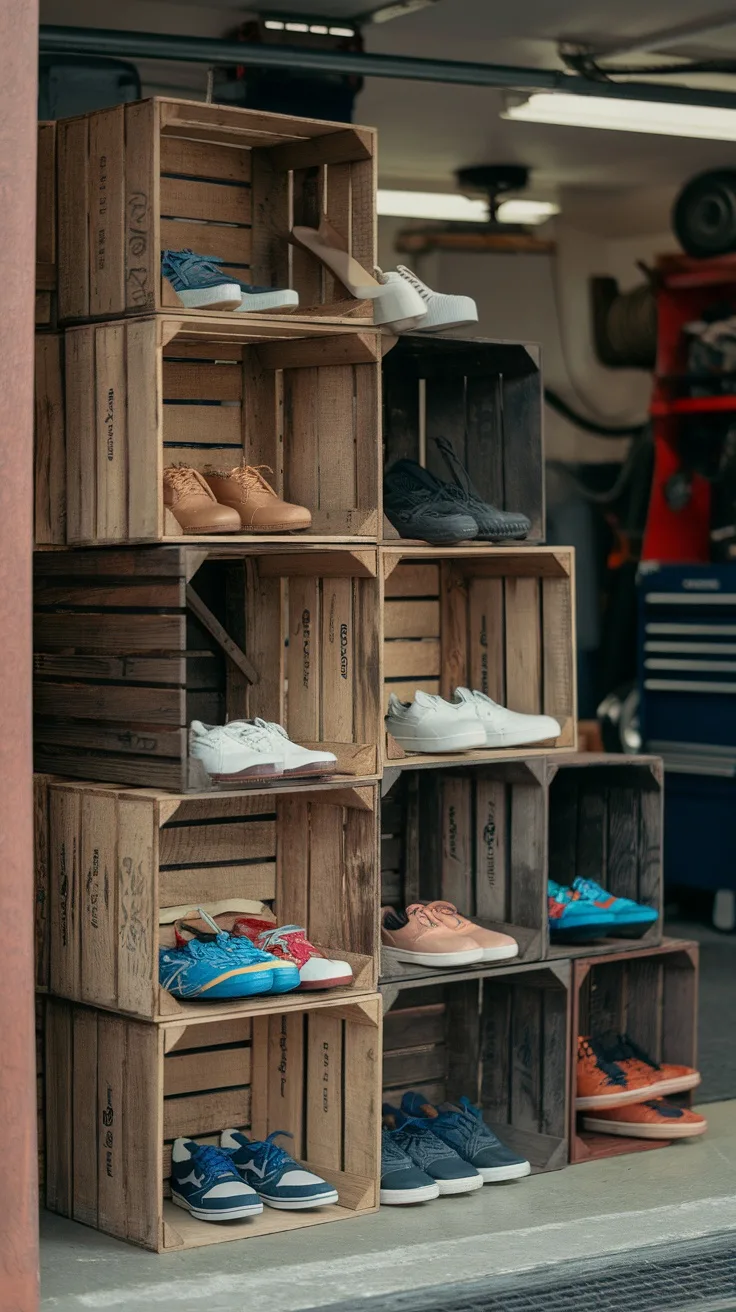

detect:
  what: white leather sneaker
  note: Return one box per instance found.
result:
[226,718,338,777]
[189,720,285,781]
[452,688,561,747]
[380,266,478,333]
[384,691,487,753]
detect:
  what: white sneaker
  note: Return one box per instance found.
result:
[236,287,299,313]
[380,266,478,334]
[226,718,338,777]
[189,720,285,781]
[453,688,561,747]
[384,691,487,753]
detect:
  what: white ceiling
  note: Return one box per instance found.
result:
[40,0,736,234]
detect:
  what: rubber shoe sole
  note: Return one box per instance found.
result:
[175,284,243,310]
[478,1160,531,1183]
[259,1189,339,1209]
[576,1080,665,1111]
[581,1113,706,1140]
[435,1173,483,1195]
[382,944,484,968]
[380,1182,440,1204]
[171,1191,263,1221]
[384,726,487,753]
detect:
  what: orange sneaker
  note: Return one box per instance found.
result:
[422,901,519,962]
[595,1032,701,1097]
[576,1036,663,1110]
[582,1099,707,1140]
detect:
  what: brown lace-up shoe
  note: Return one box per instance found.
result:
[163,466,241,534]
[203,466,311,532]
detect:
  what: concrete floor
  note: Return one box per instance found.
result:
[42,1099,736,1312]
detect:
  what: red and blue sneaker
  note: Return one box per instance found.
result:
[571,877,658,938]
[548,880,616,942]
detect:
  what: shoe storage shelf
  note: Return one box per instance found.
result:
[383,335,544,543]
[54,98,376,324]
[380,753,663,983]
[382,960,570,1173]
[34,544,381,788]
[570,939,698,1165]
[35,315,382,545]
[36,775,378,1022]
[44,992,381,1251]
[382,546,576,767]
[36,122,56,329]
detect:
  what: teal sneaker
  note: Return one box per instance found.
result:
[548,879,616,942]
[571,877,658,938]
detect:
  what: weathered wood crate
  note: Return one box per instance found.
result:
[34,545,381,788]
[55,98,376,323]
[383,336,544,543]
[570,940,698,1164]
[382,546,576,767]
[48,315,381,545]
[36,122,57,329]
[35,334,65,546]
[382,960,570,1173]
[380,753,663,980]
[44,993,381,1251]
[38,776,378,1021]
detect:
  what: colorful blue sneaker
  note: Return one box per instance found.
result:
[221,1130,338,1209]
[161,248,243,310]
[400,1093,531,1183]
[170,1139,262,1221]
[548,879,616,942]
[383,1104,483,1195]
[160,908,300,999]
[571,877,658,938]
[381,1128,440,1204]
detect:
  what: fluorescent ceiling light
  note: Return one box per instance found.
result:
[377,189,558,224]
[503,92,736,141]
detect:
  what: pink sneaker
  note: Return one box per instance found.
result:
[424,901,519,962]
[381,905,484,967]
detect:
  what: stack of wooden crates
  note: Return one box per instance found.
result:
[32,98,698,1254]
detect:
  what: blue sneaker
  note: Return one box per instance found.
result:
[221,1130,339,1209]
[381,1128,440,1204]
[159,908,300,999]
[383,1105,482,1195]
[170,1139,262,1221]
[571,877,659,938]
[400,1093,530,1183]
[161,248,243,310]
[168,249,299,313]
[548,879,616,942]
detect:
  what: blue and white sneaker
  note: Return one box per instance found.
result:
[571,876,659,938]
[170,1139,262,1221]
[161,248,243,310]
[192,252,299,312]
[381,1128,440,1204]
[383,1105,482,1196]
[401,1093,531,1183]
[160,908,300,999]
[221,1129,339,1210]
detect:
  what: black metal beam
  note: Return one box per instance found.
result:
[38,24,736,108]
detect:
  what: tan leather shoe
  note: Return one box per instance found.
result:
[163,466,241,534]
[203,466,312,532]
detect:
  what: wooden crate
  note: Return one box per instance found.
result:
[35,334,65,545]
[383,335,544,543]
[44,993,381,1251]
[36,122,57,329]
[55,98,376,324]
[380,753,663,979]
[41,776,378,1021]
[570,940,698,1164]
[382,960,570,1173]
[52,315,381,545]
[382,546,576,767]
[548,754,663,960]
[34,544,381,788]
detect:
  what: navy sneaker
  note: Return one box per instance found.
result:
[161,248,243,310]
[221,1130,339,1210]
[170,1139,262,1222]
[381,1128,440,1205]
[383,1105,482,1195]
[401,1093,531,1183]
[384,460,478,545]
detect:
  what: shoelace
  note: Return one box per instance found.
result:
[222,720,282,752]
[579,1038,628,1088]
[574,877,607,900]
[224,465,277,497]
[381,1128,413,1166]
[162,250,227,283]
[394,264,432,300]
[252,1130,297,1172]
[599,1032,660,1071]
[256,925,315,956]
[386,483,463,514]
[188,1143,239,1179]
[164,465,215,500]
[406,904,443,930]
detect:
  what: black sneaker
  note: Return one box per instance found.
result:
[434,437,531,541]
[384,460,478,544]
